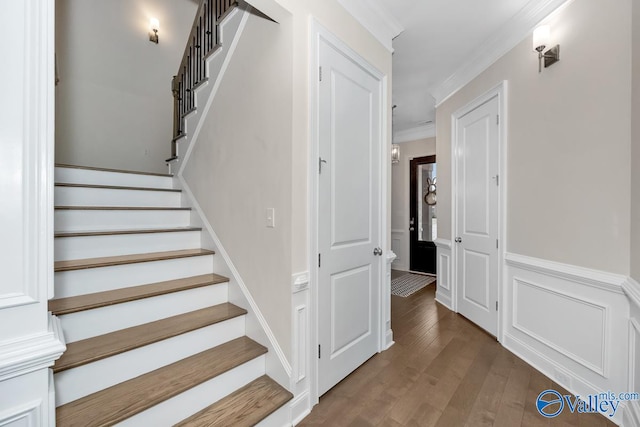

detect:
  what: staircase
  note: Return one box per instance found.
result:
[51,164,292,426]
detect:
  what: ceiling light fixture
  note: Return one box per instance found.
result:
[391,144,400,164]
[533,25,559,72]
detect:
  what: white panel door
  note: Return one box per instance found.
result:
[455,96,499,336]
[318,38,381,396]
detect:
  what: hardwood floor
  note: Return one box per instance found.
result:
[299,279,614,427]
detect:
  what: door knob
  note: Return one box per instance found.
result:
[373,247,383,256]
[409,227,415,231]
[455,237,462,243]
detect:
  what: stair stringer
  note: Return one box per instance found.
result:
[168,3,249,176]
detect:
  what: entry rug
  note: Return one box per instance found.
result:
[391,274,436,297]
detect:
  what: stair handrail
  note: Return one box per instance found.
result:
[168,0,238,162]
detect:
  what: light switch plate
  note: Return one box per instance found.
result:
[266,208,275,228]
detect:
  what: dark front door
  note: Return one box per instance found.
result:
[410,155,437,274]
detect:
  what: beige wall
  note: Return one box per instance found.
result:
[391,137,436,271]
[55,0,196,173]
[183,11,294,356]
[183,0,391,359]
[275,0,393,277]
[632,0,640,281]
[436,0,632,274]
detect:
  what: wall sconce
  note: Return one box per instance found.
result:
[533,25,559,72]
[149,18,160,44]
[391,144,400,164]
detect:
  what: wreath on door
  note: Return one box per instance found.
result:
[424,177,437,206]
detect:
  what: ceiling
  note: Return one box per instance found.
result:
[341,0,564,140]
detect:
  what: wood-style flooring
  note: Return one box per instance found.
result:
[299,273,614,427]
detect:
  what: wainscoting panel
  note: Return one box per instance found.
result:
[291,272,310,425]
[385,251,396,349]
[504,253,630,424]
[513,278,606,376]
[0,370,50,427]
[390,230,406,271]
[435,239,452,309]
[623,278,640,426]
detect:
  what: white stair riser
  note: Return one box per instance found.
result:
[116,356,265,427]
[54,209,191,231]
[55,186,182,208]
[55,167,174,189]
[256,402,290,427]
[54,256,214,298]
[54,231,201,261]
[55,316,245,406]
[58,283,229,342]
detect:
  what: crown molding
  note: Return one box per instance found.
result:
[336,0,404,53]
[394,123,435,143]
[432,0,572,107]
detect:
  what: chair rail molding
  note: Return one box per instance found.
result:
[623,277,640,309]
[0,315,66,382]
[505,252,627,294]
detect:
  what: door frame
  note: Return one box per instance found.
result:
[308,20,389,405]
[450,81,507,342]
[409,155,437,274]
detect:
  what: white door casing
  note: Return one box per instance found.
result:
[312,27,384,398]
[452,83,506,338]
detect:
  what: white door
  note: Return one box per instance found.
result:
[454,96,499,336]
[317,38,381,396]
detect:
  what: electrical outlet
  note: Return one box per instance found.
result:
[266,208,275,228]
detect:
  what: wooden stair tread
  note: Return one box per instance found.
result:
[55,163,173,177]
[55,182,181,192]
[55,227,202,238]
[54,249,215,272]
[55,206,190,210]
[49,273,229,315]
[55,337,266,427]
[175,375,293,427]
[54,303,246,373]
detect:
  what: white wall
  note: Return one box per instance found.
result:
[55,0,197,173]
[390,137,436,271]
[436,0,631,275]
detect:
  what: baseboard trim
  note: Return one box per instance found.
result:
[505,252,626,294]
[435,291,453,310]
[290,390,311,426]
[503,332,623,425]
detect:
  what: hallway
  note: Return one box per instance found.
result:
[300,281,614,426]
